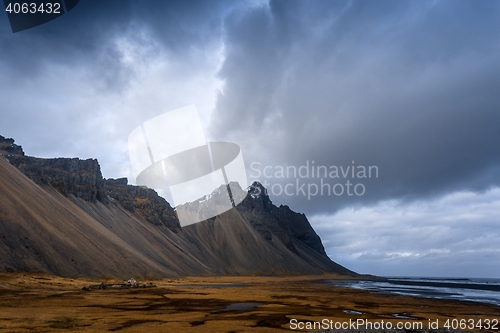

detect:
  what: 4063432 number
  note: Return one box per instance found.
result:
[5,2,61,14]
[444,318,499,330]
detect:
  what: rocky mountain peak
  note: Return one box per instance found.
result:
[0,135,24,156]
[234,181,329,257]
[248,181,274,210]
[106,178,180,231]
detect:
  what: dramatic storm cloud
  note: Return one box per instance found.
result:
[1,0,499,276]
[213,0,500,213]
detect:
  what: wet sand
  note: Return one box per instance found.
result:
[0,273,499,332]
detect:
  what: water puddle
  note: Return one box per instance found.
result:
[219,302,262,312]
[343,309,362,315]
[392,313,417,319]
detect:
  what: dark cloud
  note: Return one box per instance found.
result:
[212,0,500,215]
[0,0,231,84]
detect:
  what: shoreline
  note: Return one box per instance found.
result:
[321,277,500,307]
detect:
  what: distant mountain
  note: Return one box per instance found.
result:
[0,135,356,278]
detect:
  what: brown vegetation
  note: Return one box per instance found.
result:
[0,273,498,332]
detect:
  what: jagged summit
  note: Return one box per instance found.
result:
[0,135,24,156]
[247,181,275,209]
[0,134,356,278]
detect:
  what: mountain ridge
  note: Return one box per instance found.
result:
[0,135,356,278]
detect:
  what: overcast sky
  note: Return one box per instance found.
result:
[1,0,499,278]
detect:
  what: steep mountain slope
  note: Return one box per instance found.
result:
[0,156,208,277]
[0,135,356,278]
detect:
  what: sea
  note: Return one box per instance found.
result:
[326,277,500,306]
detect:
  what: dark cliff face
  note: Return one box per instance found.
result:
[179,181,329,259]
[0,136,180,230]
[18,157,107,203]
[237,182,328,256]
[106,178,180,231]
[2,136,107,204]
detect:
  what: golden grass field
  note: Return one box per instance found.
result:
[0,273,499,332]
